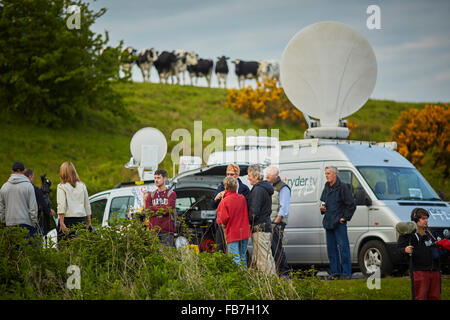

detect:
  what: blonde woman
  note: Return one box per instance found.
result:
[57,162,91,241]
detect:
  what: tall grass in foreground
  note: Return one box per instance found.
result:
[1,219,448,300]
[0,219,317,300]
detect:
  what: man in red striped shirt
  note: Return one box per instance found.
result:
[144,169,176,247]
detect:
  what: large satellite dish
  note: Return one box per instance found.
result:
[281,21,377,138]
[127,127,167,180]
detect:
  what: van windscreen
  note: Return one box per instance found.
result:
[357,166,441,201]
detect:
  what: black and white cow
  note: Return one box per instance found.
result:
[136,48,158,82]
[120,45,137,77]
[215,56,229,88]
[187,58,214,87]
[232,59,260,88]
[173,50,198,85]
[258,60,280,84]
[153,51,178,84]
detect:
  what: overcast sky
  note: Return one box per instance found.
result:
[87,0,450,103]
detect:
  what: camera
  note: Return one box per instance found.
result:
[40,174,52,195]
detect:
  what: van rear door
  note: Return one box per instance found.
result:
[280,163,323,264]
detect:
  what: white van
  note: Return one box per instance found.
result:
[89,138,449,277]
[275,138,449,276]
[179,138,450,276]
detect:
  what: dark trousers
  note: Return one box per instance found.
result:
[325,222,352,277]
[271,222,291,276]
[158,232,175,247]
[57,217,86,242]
[18,224,37,239]
[214,221,227,253]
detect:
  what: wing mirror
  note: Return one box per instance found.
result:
[355,186,372,206]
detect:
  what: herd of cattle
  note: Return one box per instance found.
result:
[120,46,280,88]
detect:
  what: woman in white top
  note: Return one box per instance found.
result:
[57,161,91,240]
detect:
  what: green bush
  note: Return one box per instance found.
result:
[1,220,448,300]
[0,218,323,300]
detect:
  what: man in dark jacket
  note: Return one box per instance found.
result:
[320,166,356,279]
[247,164,276,276]
[398,208,442,300]
[24,169,56,235]
[212,164,250,252]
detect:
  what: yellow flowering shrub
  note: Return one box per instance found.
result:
[226,78,305,127]
[391,104,449,176]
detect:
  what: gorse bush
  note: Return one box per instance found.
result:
[0,218,325,300]
[391,104,450,178]
[226,78,306,129]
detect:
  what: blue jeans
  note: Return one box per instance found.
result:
[227,238,249,266]
[326,222,352,277]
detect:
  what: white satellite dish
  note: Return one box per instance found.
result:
[281,21,377,138]
[127,127,168,180]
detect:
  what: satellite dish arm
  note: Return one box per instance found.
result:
[303,113,313,128]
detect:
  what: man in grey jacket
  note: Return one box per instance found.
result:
[0,162,38,238]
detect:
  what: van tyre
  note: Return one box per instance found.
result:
[358,240,393,278]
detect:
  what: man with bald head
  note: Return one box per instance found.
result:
[265,166,291,277]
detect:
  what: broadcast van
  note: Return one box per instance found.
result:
[87,22,450,277]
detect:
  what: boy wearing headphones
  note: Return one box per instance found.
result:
[398,208,441,300]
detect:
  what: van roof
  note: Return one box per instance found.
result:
[279,139,413,168]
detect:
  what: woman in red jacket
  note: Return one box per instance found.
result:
[216,176,251,266]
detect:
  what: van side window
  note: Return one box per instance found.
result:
[91,198,107,226]
[109,196,134,222]
[338,170,362,198]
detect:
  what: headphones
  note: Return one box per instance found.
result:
[411,208,429,223]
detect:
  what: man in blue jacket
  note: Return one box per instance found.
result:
[320,166,356,280]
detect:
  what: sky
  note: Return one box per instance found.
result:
[87,0,450,103]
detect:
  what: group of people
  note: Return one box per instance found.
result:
[210,164,358,279]
[212,163,292,277]
[0,161,92,243]
[0,161,445,299]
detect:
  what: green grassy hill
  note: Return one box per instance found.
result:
[0,82,447,199]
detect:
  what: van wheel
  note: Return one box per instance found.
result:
[358,240,393,278]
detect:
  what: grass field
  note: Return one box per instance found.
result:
[0,82,447,199]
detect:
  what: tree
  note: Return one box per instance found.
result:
[0,0,128,127]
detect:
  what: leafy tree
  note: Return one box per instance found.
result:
[0,0,129,127]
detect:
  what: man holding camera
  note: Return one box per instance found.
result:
[24,168,56,235]
[398,208,442,300]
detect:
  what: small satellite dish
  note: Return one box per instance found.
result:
[129,127,167,180]
[281,21,377,137]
